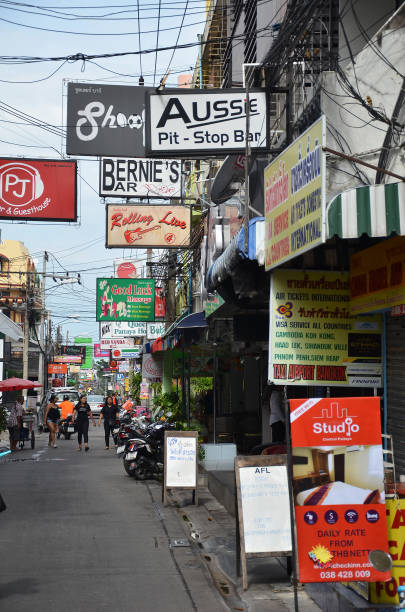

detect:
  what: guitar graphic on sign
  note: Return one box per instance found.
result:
[124,225,160,244]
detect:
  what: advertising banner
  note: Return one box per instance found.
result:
[264,116,326,270]
[100,321,146,338]
[111,346,142,359]
[60,345,85,357]
[100,338,134,349]
[106,203,191,249]
[146,89,268,156]
[147,322,165,339]
[290,396,390,584]
[48,363,67,374]
[96,278,155,322]
[66,82,153,157]
[93,343,110,358]
[100,157,182,199]
[155,286,165,318]
[350,235,405,315]
[54,355,82,364]
[269,270,382,386]
[0,158,77,222]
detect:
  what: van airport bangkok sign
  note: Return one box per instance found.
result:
[106,204,191,248]
[264,116,326,270]
[146,89,268,156]
[96,278,155,322]
[269,270,382,386]
[99,158,182,199]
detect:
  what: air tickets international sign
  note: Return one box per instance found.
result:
[290,396,389,584]
[269,270,382,386]
[106,204,191,248]
[264,117,326,270]
[96,278,155,322]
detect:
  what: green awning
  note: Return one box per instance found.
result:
[327,183,405,239]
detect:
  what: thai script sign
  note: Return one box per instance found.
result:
[146,89,268,156]
[264,117,326,270]
[0,158,77,221]
[350,235,405,315]
[96,278,155,322]
[99,157,181,198]
[269,270,382,386]
[290,396,389,584]
[106,203,191,248]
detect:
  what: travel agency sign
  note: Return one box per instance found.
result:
[265,116,326,270]
[96,278,155,322]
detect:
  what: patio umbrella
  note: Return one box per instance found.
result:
[0,377,42,391]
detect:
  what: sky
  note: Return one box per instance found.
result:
[0,0,204,342]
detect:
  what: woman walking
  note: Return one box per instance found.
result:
[43,394,60,448]
[72,395,96,452]
[98,395,119,449]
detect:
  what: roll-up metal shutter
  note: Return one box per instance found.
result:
[386,316,405,477]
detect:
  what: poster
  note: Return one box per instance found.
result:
[96,278,155,322]
[264,116,326,270]
[290,396,390,584]
[269,270,382,386]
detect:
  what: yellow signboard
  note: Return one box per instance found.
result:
[350,235,405,315]
[264,117,326,271]
[269,270,382,386]
[370,498,405,605]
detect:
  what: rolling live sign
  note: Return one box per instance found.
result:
[99,158,181,199]
[146,89,268,156]
[106,204,191,248]
[269,270,382,386]
[265,116,326,270]
[290,396,390,584]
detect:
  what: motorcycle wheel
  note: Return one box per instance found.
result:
[123,457,136,477]
[129,456,149,480]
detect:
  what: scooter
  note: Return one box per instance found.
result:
[123,418,176,480]
[57,415,76,440]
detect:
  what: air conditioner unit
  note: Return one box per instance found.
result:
[346,445,363,453]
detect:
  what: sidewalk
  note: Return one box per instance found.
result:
[169,479,322,612]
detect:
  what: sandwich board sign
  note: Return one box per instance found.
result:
[235,455,292,590]
[163,431,198,506]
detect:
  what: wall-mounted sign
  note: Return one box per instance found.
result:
[264,116,326,270]
[66,82,153,157]
[290,396,389,584]
[111,346,142,359]
[0,158,77,222]
[147,322,165,339]
[146,89,268,156]
[350,235,405,315]
[48,363,67,374]
[269,270,382,386]
[106,203,191,248]
[93,343,110,358]
[100,338,134,349]
[99,157,181,198]
[96,278,155,322]
[100,321,146,338]
[54,355,82,364]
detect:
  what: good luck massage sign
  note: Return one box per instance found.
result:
[106,204,191,249]
[96,278,155,322]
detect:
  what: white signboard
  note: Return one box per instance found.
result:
[100,157,182,198]
[0,339,4,360]
[111,346,142,359]
[239,465,291,554]
[146,89,268,156]
[101,321,146,338]
[100,338,134,349]
[118,360,130,373]
[165,434,197,488]
[147,322,166,339]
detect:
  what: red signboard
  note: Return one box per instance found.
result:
[290,397,390,584]
[155,286,165,318]
[48,363,67,374]
[93,343,110,358]
[0,158,77,221]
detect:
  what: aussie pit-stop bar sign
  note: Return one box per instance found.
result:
[146,89,268,156]
[99,158,182,199]
[66,82,154,157]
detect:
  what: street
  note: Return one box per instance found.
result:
[0,427,226,612]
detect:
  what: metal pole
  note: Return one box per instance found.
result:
[383,311,388,448]
[284,386,299,612]
[37,251,47,404]
[244,66,250,254]
[197,34,203,88]
[22,274,30,407]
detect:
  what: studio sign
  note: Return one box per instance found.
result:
[106,204,191,248]
[146,89,268,155]
[99,157,181,199]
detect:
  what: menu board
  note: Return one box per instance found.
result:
[164,432,197,488]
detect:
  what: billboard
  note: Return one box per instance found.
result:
[269,270,382,386]
[264,116,326,270]
[146,89,268,156]
[290,396,389,584]
[111,346,142,359]
[54,355,82,364]
[48,363,67,374]
[100,321,146,338]
[93,344,110,358]
[60,345,85,357]
[100,338,134,349]
[0,158,77,222]
[99,157,182,199]
[106,203,191,248]
[66,82,153,157]
[96,277,155,322]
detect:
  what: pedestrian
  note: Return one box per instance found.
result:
[59,395,74,420]
[269,385,286,442]
[43,394,60,448]
[98,395,119,450]
[7,395,24,452]
[72,394,96,452]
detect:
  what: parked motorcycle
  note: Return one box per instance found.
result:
[57,415,76,440]
[123,418,176,480]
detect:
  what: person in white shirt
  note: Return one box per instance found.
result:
[269,385,286,442]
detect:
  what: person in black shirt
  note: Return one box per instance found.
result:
[43,394,60,449]
[72,395,96,452]
[98,395,119,450]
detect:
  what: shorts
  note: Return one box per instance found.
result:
[47,420,58,427]
[8,426,20,441]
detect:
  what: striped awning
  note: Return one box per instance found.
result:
[327,183,405,239]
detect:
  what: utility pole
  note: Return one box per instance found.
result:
[244,68,250,254]
[22,273,31,406]
[37,251,48,401]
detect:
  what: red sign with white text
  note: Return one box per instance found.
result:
[155,286,165,318]
[290,397,389,584]
[48,363,67,374]
[0,158,77,221]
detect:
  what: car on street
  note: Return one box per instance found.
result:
[86,394,105,416]
[38,388,80,430]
